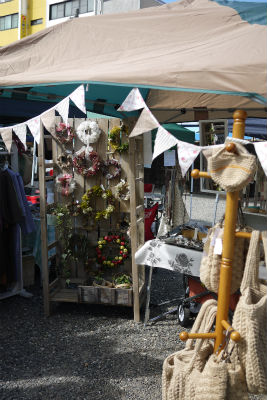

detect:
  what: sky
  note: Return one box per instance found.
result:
[164,0,267,2]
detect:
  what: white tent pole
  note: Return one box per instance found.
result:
[189,162,194,219]
[31,139,36,186]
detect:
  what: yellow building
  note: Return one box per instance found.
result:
[0,0,46,47]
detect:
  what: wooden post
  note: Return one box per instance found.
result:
[214,110,247,352]
[129,136,140,322]
[38,121,50,317]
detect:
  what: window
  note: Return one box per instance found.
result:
[31,18,43,26]
[50,0,94,20]
[0,13,18,31]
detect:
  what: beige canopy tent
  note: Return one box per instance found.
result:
[0,0,266,122]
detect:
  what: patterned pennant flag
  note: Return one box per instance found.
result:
[130,108,160,137]
[13,123,27,150]
[27,116,41,144]
[254,141,267,177]
[118,88,147,111]
[69,85,86,114]
[152,126,178,160]
[0,127,13,153]
[41,109,56,135]
[55,97,69,125]
[177,141,201,177]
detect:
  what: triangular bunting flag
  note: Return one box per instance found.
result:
[69,84,86,115]
[27,116,41,144]
[152,126,178,160]
[177,141,201,177]
[55,97,69,125]
[118,88,146,111]
[254,141,267,177]
[13,123,27,150]
[130,108,160,137]
[41,109,56,139]
[0,127,13,153]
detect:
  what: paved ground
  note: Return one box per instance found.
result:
[0,269,186,400]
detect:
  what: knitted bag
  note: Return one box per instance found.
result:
[232,230,267,394]
[200,223,246,294]
[162,298,249,400]
[192,344,249,400]
[162,299,217,400]
[208,142,256,192]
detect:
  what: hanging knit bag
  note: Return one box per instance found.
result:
[162,299,217,400]
[232,230,267,394]
[162,298,249,400]
[208,142,256,192]
[200,223,246,294]
[191,338,249,400]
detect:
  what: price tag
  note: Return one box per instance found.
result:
[214,237,223,255]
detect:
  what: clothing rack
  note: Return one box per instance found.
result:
[180,110,248,352]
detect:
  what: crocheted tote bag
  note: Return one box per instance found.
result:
[162,299,217,400]
[232,230,267,394]
[200,223,246,294]
[162,298,249,400]
[192,343,249,400]
[208,142,256,192]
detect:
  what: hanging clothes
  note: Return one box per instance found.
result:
[7,168,35,234]
[0,169,35,290]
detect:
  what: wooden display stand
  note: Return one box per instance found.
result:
[39,117,145,321]
[181,110,249,351]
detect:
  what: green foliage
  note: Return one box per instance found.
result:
[54,205,74,280]
[113,273,132,286]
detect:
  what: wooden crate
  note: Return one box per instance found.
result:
[78,285,133,306]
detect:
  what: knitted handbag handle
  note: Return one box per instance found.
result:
[185,300,218,374]
[186,299,217,350]
[261,231,267,269]
[240,230,261,294]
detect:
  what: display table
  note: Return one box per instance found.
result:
[135,239,267,280]
[135,239,203,276]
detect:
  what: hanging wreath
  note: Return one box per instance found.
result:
[57,153,73,169]
[114,179,130,201]
[101,158,121,180]
[73,150,101,177]
[55,174,76,197]
[56,122,74,144]
[80,185,115,221]
[76,120,101,151]
[109,125,129,153]
[96,234,130,267]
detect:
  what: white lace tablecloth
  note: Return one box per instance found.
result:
[135,239,203,276]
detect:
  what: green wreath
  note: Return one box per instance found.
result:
[109,124,129,153]
[80,185,115,221]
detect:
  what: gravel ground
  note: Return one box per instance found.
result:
[1,267,264,400]
[0,268,187,400]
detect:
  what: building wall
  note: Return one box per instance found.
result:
[0,0,163,46]
[0,0,46,46]
[140,0,164,8]
[102,0,139,14]
[28,0,46,35]
[0,0,19,46]
[46,0,95,28]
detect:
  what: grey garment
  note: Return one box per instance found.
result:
[6,168,35,234]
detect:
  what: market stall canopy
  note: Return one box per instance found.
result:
[0,0,266,122]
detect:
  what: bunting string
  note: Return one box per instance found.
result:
[0,84,86,149]
[119,88,267,177]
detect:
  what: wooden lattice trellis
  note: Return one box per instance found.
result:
[39,117,146,321]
